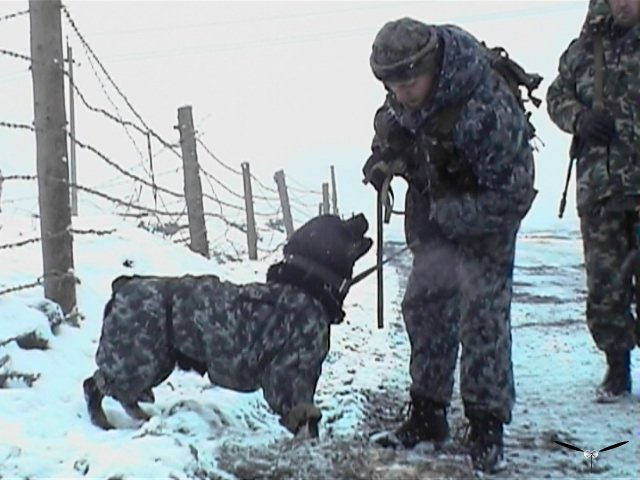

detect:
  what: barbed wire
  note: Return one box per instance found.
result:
[286,174,322,196]
[1,157,276,222]
[0,48,31,62]
[0,174,36,181]
[289,191,323,210]
[196,138,280,196]
[62,7,283,215]
[61,5,182,160]
[0,280,42,297]
[65,65,182,181]
[0,9,29,22]
[70,132,187,200]
[0,228,116,251]
[195,138,241,176]
[68,38,149,175]
[0,270,75,298]
[290,201,315,221]
[0,236,40,251]
[0,120,35,131]
[67,75,146,136]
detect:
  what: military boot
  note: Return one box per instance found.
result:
[374,394,449,449]
[596,349,632,403]
[466,412,504,473]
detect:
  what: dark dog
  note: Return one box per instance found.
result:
[83,214,372,436]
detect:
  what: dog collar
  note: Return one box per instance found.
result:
[282,254,350,296]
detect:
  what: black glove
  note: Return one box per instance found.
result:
[362,151,389,192]
[577,109,615,145]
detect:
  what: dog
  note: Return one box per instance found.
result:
[83,213,372,436]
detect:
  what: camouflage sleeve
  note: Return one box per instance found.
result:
[546,39,586,134]
[430,91,535,238]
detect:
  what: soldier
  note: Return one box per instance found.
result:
[547,0,640,403]
[362,18,537,472]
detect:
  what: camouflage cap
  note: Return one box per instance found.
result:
[370,17,440,82]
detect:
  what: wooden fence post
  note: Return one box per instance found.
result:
[330,165,339,216]
[176,105,209,258]
[29,0,77,316]
[322,182,330,215]
[241,162,258,260]
[273,169,294,239]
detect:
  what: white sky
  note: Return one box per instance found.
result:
[0,1,589,240]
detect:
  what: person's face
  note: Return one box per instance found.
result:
[608,0,640,28]
[386,72,435,110]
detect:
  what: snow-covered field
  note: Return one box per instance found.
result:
[0,214,638,479]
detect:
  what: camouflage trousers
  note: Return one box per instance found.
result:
[401,226,518,424]
[580,205,638,352]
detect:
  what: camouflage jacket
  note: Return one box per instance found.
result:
[99,275,331,395]
[546,1,640,214]
[372,25,536,240]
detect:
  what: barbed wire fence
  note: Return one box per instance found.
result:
[0,3,339,302]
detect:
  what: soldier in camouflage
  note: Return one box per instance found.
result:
[83,214,372,437]
[362,17,537,473]
[546,0,639,402]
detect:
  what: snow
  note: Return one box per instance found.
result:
[0,212,638,479]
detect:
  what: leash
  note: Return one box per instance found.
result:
[351,172,418,329]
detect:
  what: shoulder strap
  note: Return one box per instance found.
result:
[593,31,605,108]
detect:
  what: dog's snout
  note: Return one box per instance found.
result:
[343,213,369,239]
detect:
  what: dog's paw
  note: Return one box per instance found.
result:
[281,403,321,437]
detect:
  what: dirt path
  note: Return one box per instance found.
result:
[355,236,640,479]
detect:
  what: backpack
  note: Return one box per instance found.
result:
[482,43,543,140]
[414,43,542,194]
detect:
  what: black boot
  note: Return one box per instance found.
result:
[466,412,504,473]
[596,350,632,403]
[374,394,449,449]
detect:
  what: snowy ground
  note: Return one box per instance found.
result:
[0,214,638,479]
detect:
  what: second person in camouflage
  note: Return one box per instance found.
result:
[362,17,537,473]
[546,0,639,403]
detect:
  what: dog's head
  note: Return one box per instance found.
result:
[284,213,373,280]
[267,213,373,322]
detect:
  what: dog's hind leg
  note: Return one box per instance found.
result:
[121,401,151,421]
[83,373,114,430]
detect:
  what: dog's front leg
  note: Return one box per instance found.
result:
[83,374,114,430]
[280,403,322,439]
[121,401,151,422]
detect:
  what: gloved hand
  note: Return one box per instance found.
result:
[362,151,391,192]
[577,108,615,145]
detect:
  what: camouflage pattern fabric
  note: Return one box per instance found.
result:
[546,1,640,351]
[546,1,640,214]
[96,275,330,423]
[368,22,536,424]
[580,207,638,351]
[401,226,518,424]
[91,214,373,433]
[372,25,536,241]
